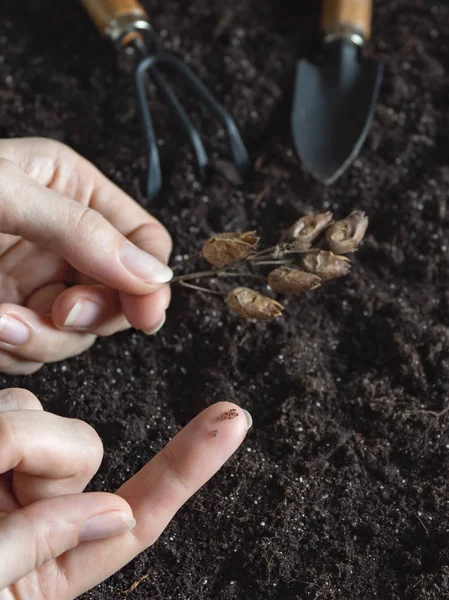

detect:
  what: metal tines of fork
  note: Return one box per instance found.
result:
[80,0,250,202]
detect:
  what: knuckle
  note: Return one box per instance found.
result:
[149,219,173,249]
[131,220,173,263]
[161,442,190,494]
[36,521,58,568]
[159,224,173,256]
[0,160,19,220]
[0,412,14,445]
[28,514,77,570]
[36,556,70,600]
[70,418,104,475]
[0,413,18,467]
[70,204,105,246]
[31,137,75,163]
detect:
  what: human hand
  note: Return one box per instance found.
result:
[0,137,173,374]
[0,388,251,598]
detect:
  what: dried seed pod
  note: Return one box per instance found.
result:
[286,212,333,250]
[301,250,351,281]
[268,267,321,294]
[202,231,260,267]
[325,211,368,254]
[226,287,284,320]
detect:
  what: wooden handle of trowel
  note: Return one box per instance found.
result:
[80,0,148,37]
[322,0,372,41]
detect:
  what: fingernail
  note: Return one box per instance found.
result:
[64,300,102,328]
[143,313,166,336]
[120,242,173,284]
[79,511,136,543]
[242,409,253,431]
[0,315,30,345]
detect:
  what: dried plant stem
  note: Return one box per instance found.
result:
[248,245,285,259]
[173,270,267,285]
[180,281,226,295]
[250,259,293,267]
[172,269,220,283]
[171,244,310,282]
[167,211,368,320]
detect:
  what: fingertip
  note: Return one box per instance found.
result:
[120,284,170,331]
[51,285,126,336]
[199,401,251,449]
[127,220,173,266]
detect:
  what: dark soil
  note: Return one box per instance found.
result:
[1,0,449,598]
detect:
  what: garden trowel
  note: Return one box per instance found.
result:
[291,0,383,184]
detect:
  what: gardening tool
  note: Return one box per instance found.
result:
[291,0,384,184]
[80,0,249,202]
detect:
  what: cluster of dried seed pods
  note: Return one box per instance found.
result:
[171,211,368,320]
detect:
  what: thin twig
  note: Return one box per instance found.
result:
[415,513,429,534]
[217,272,267,282]
[180,281,226,296]
[412,404,449,418]
[248,245,285,260]
[172,269,268,284]
[122,574,149,595]
[172,269,220,283]
[250,259,293,267]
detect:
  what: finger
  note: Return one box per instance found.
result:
[0,349,43,375]
[0,410,104,505]
[0,492,135,591]
[0,388,43,412]
[59,402,252,597]
[0,158,172,296]
[0,304,96,372]
[51,285,129,337]
[122,219,172,267]
[52,285,170,335]
[119,284,171,333]
[0,137,172,265]
[26,282,68,314]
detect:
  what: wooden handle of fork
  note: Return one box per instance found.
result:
[322,0,372,41]
[80,0,148,37]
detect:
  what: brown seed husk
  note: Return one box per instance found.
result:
[268,267,321,294]
[286,212,334,250]
[202,231,260,267]
[325,211,368,254]
[301,251,351,281]
[226,287,284,320]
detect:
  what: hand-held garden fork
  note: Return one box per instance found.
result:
[80,0,250,202]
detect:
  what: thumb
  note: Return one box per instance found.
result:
[0,158,172,295]
[0,492,135,590]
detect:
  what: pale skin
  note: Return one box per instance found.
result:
[0,389,250,598]
[0,137,174,375]
[0,138,252,597]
